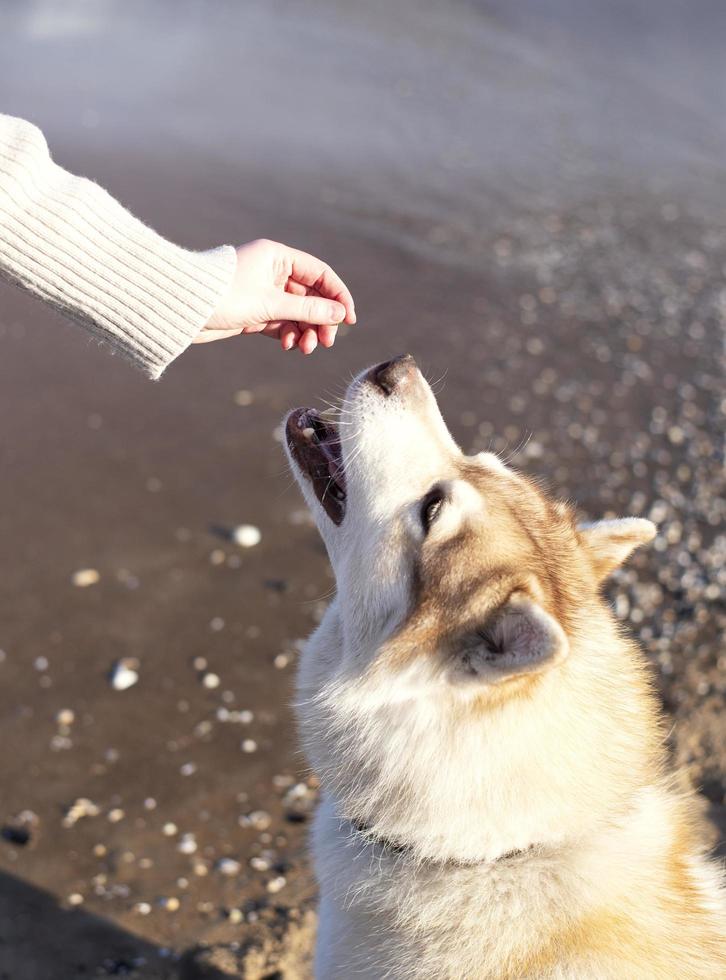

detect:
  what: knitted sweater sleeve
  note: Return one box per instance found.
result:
[0,114,236,379]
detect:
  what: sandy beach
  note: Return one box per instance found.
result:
[0,1,724,976]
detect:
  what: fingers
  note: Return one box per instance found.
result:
[272,291,346,328]
[287,247,356,325]
[317,323,338,348]
[298,327,318,355]
[279,322,300,351]
[260,319,329,354]
[285,281,338,347]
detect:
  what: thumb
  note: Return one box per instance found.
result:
[271,292,346,326]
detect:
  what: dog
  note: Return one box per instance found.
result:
[284,355,725,979]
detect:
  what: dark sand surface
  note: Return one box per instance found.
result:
[0,1,724,976]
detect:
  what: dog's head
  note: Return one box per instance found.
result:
[285,355,654,699]
[285,357,661,860]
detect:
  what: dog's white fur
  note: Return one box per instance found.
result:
[285,361,725,979]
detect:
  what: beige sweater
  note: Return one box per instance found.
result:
[0,114,236,379]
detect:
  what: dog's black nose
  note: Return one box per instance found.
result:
[372,354,417,395]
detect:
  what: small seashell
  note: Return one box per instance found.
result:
[109,658,139,691]
[177,833,197,855]
[72,568,100,588]
[216,857,241,876]
[62,798,100,828]
[232,524,261,548]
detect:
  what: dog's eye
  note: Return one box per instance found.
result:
[420,488,445,534]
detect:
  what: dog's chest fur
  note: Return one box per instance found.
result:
[309,785,723,980]
[297,605,725,980]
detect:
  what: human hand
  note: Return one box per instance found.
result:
[195,239,356,354]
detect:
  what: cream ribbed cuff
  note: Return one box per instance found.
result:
[0,114,237,379]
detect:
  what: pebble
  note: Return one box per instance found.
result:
[216,857,241,876]
[56,708,75,727]
[282,781,318,822]
[116,569,140,590]
[134,902,152,916]
[63,798,100,828]
[159,896,180,912]
[239,810,271,831]
[202,672,220,690]
[71,568,100,588]
[67,893,84,906]
[109,658,139,691]
[162,822,178,837]
[233,389,254,406]
[216,707,253,724]
[241,739,258,754]
[266,875,286,894]
[232,524,262,548]
[1,811,37,847]
[177,833,197,855]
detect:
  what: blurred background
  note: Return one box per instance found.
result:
[0,1,724,977]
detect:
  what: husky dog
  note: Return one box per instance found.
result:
[284,355,725,979]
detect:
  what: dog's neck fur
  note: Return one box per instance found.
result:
[298,597,664,867]
[348,816,534,866]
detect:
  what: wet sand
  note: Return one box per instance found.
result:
[0,1,724,976]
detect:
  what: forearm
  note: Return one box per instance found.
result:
[0,114,236,378]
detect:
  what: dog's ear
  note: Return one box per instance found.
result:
[578,518,656,583]
[451,594,568,685]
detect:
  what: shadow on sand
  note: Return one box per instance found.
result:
[0,870,236,980]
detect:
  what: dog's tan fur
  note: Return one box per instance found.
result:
[285,358,725,978]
